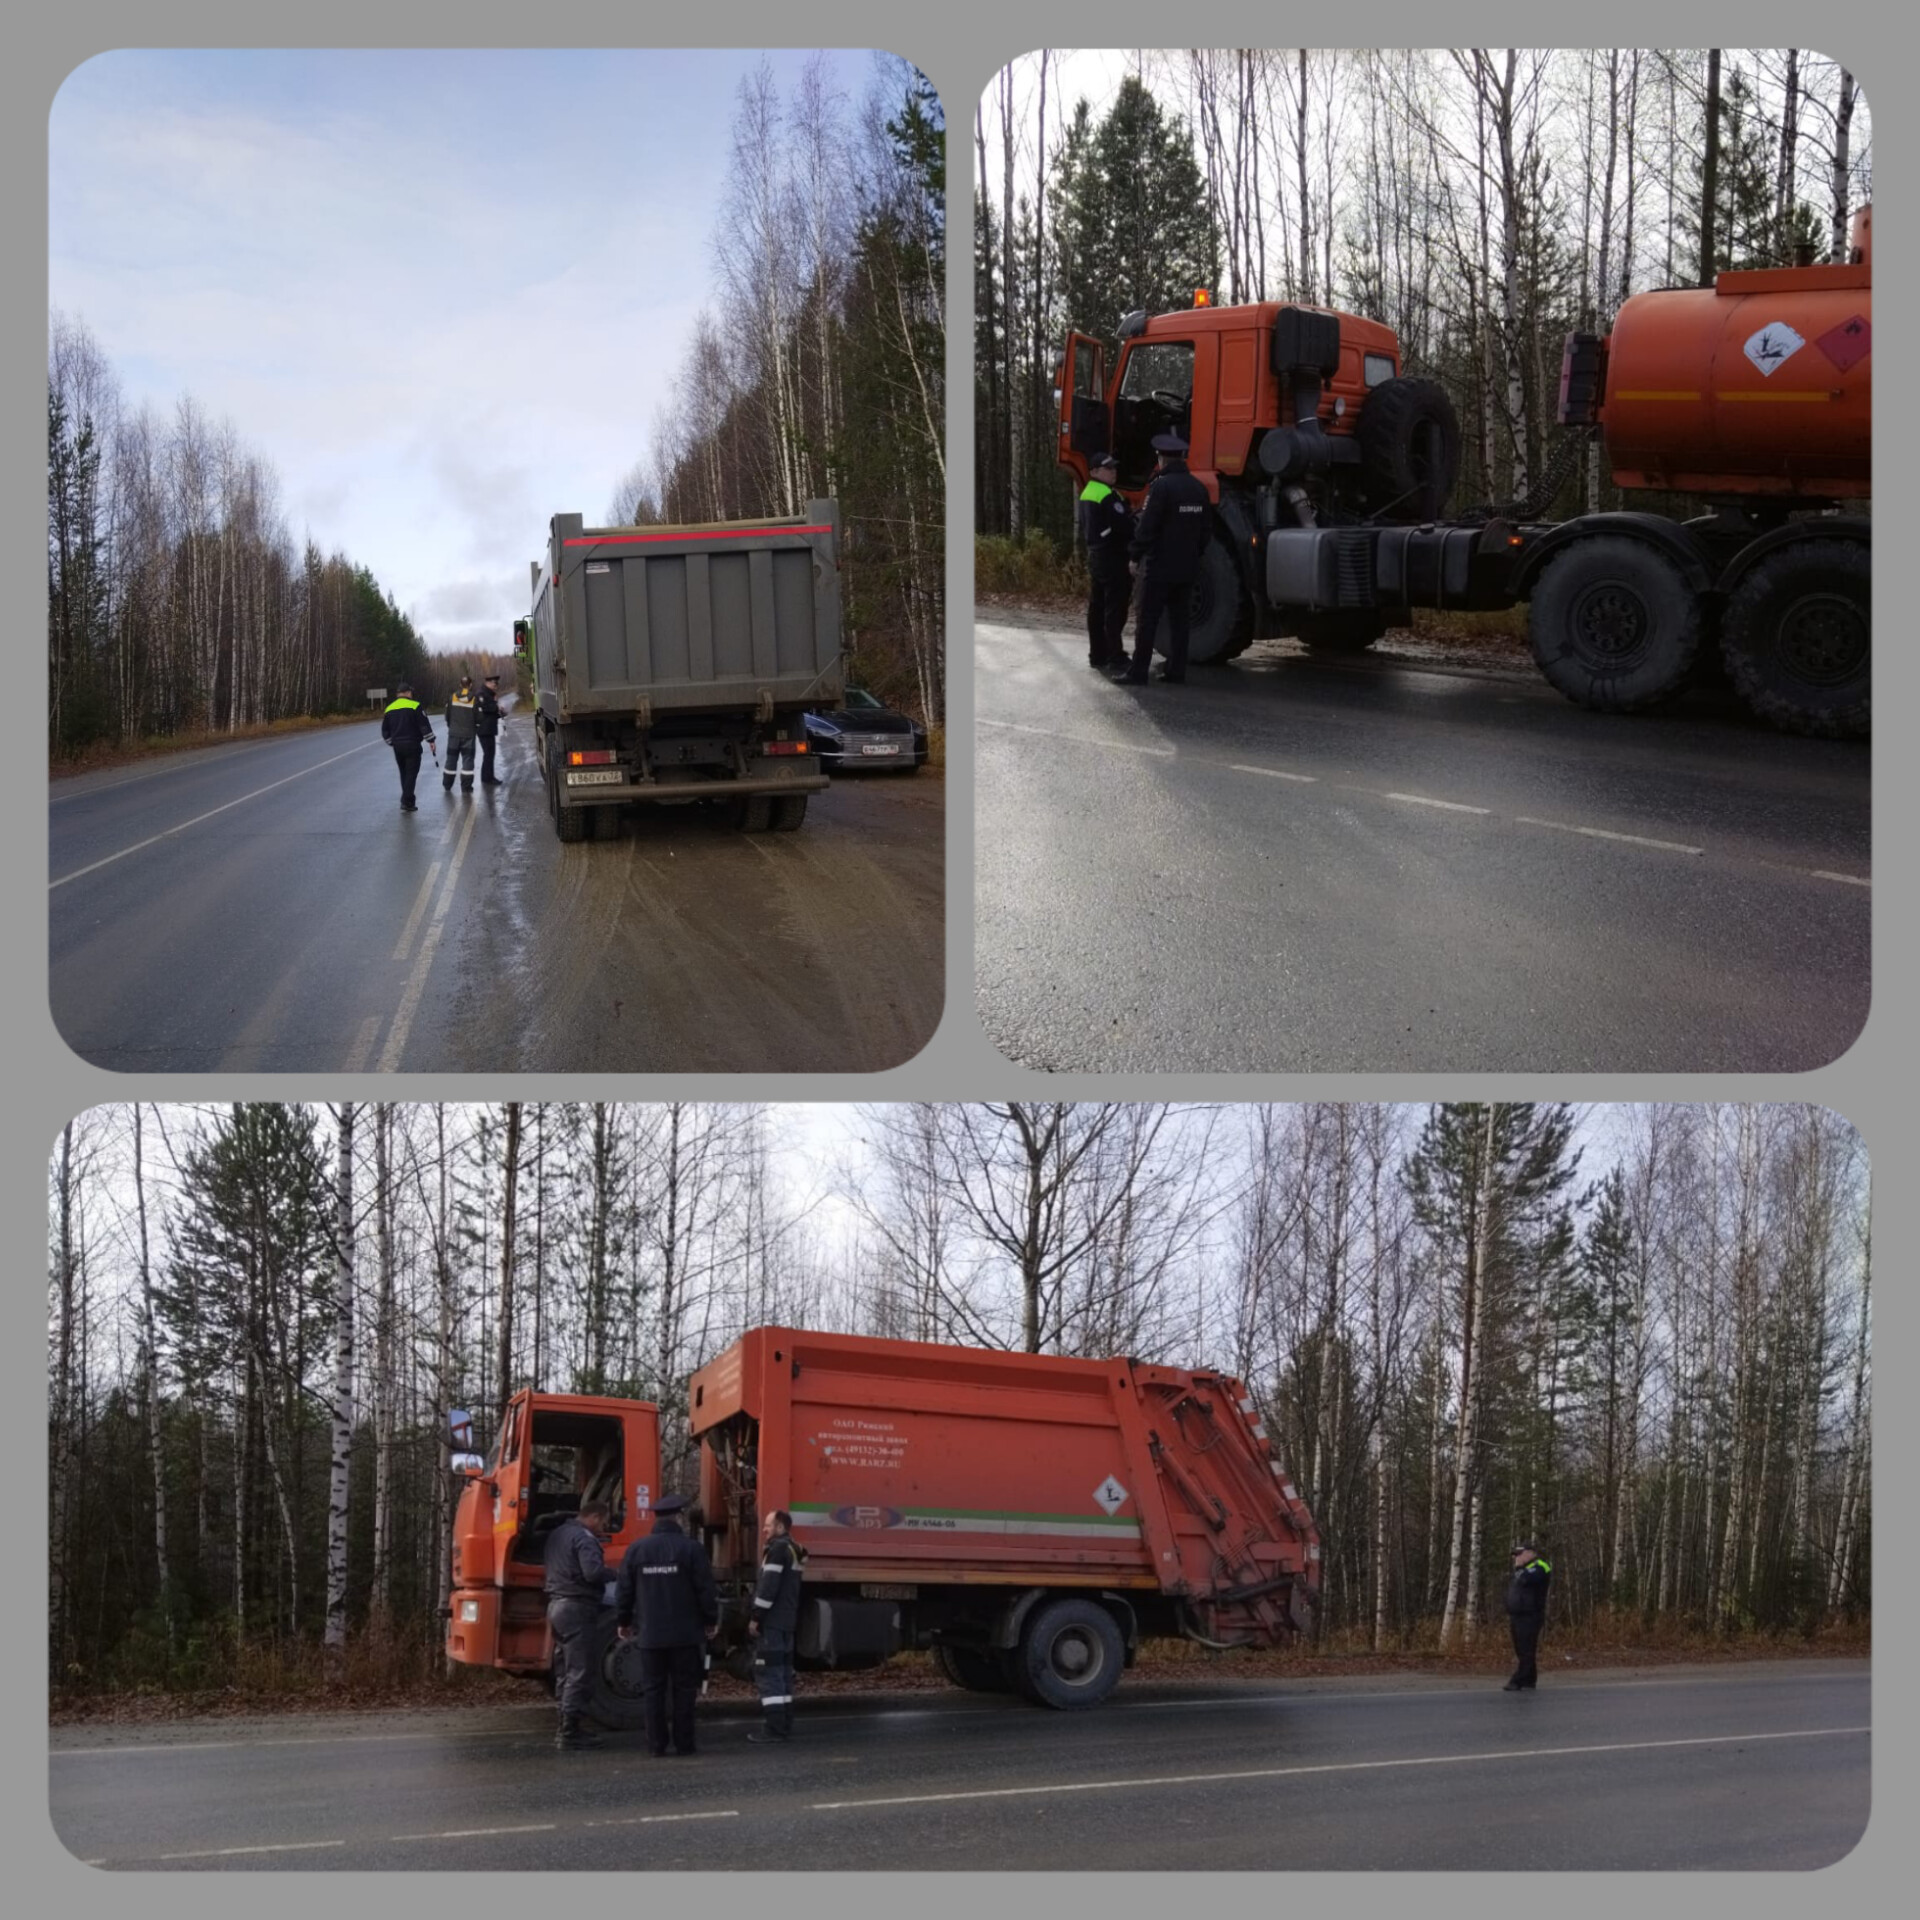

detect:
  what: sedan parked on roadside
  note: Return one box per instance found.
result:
[804,687,927,773]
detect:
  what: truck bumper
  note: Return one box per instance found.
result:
[559,770,829,804]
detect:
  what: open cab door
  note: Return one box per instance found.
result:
[1056,331,1109,490]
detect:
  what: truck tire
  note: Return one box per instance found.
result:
[1720,537,1869,739]
[549,764,589,843]
[580,1615,650,1732]
[733,795,774,833]
[1357,377,1461,521]
[1293,611,1388,654]
[1527,535,1702,712]
[934,1643,1013,1694]
[1012,1597,1125,1710]
[770,794,809,832]
[1162,537,1254,665]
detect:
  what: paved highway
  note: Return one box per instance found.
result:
[976,620,1870,1072]
[49,1661,1867,1871]
[49,712,943,1072]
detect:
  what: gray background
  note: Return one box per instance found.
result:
[6,0,1901,1912]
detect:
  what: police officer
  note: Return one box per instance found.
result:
[1121,430,1212,685]
[746,1509,807,1743]
[544,1497,612,1750]
[476,672,504,785]
[379,680,436,812]
[615,1493,719,1757]
[1078,453,1134,671]
[443,671,480,794]
[1503,1541,1553,1691]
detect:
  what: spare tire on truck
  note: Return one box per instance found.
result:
[1357,378,1461,521]
[1150,537,1253,665]
[1527,534,1702,712]
[1719,536,1870,739]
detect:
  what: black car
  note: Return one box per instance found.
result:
[803,687,927,773]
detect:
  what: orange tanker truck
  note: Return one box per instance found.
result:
[446,1327,1321,1723]
[1056,205,1871,736]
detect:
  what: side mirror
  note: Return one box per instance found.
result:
[452,1452,487,1477]
[449,1408,475,1450]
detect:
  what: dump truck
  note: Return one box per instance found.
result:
[1056,205,1871,737]
[446,1327,1321,1723]
[513,502,845,841]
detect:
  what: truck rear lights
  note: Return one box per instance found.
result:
[762,740,808,755]
[567,749,616,766]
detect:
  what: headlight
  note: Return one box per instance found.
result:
[460,1600,480,1622]
[810,718,842,737]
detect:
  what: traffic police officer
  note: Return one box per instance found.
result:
[379,680,436,811]
[442,672,480,794]
[1121,430,1211,685]
[544,1497,612,1750]
[476,672,504,784]
[615,1493,719,1757]
[1078,452,1134,671]
[747,1508,808,1743]
[1503,1541,1553,1690]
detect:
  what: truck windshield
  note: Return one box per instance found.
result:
[1115,340,1194,488]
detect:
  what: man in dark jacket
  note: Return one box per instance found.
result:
[476,672,504,784]
[379,682,436,812]
[1078,453,1134,671]
[1503,1542,1553,1690]
[442,672,480,794]
[544,1498,611,1750]
[1121,431,1212,685]
[615,1493,719,1757]
[746,1509,807,1743]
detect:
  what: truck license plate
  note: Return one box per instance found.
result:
[568,769,622,785]
[861,743,900,756]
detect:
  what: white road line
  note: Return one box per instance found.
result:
[342,1014,383,1073]
[158,1840,347,1860]
[1383,791,1493,815]
[1229,764,1317,783]
[1515,816,1704,856]
[377,803,479,1071]
[586,1811,741,1828]
[393,809,461,960]
[49,740,384,889]
[393,1824,556,1841]
[979,717,1175,757]
[1810,869,1871,888]
[807,1724,1868,1812]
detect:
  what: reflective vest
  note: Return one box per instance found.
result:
[384,697,420,714]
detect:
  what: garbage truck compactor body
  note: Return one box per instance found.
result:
[514,501,845,841]
[690,1327,1322,1709]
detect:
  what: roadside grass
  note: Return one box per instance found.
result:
[50,709,376,780]
[976,532,1084,599]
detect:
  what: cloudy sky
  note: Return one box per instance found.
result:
[50,49,880,662]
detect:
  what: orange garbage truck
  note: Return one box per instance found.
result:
[446,1328,1321,1721]
[1056,204,1871,736]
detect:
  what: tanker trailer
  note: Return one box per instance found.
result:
[690,1326,1322,1710]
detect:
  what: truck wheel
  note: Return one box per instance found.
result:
[581,1616,650,1732]
[1293,611,1387,654]
[1169,538,1255,665]
[770,794,809,832]
[1720,538,1869,739]
[1527,535,1701,712]
[733,795,773,833]
[934,1644,1013,1694]
[1357,377,1461,521]
[549,764,589,843]
[1013,1598,1125,1710]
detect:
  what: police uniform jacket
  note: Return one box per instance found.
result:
[444,686,480,744]
[543,1515,608,1602]
[616,1514,720,1648]
[751,1532,807,1638]
[380,697,436,750]
[474,685,502,735]
[1128,461,1212,583]
[1077,481,1134,581]
[1504,1555,1553,1619]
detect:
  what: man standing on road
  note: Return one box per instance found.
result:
[747,1509,807,1744]
[443,671,480,795]
[615,1492,719,1757]
[1120,430,1211,686]
[545,1498,612,1750]
[1078,453,1134,672]
[379,681,436,812]
[1503,1542,1553,1691]
[476,672,504,785]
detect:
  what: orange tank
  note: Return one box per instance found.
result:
[1601,216,1871,498]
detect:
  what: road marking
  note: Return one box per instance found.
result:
[157,1840,348,1860]
[586,1811,741,1828]
[392,811,460,960]
[376,803,479,1071]
[343,1014,383,1073]
[1515,816,1704,856]
[807,1724,1869,1811]
[1810,869,1871,888]
[1383,791,1492,815]
[979,717,1174,757]
[1229,764,1317,783]
[48,741,383,889]
[393,1824,556,1841]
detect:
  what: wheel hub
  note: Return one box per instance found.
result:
[603,1635,649,1699]
[1050,1629,1101,1682]
[1775,590,1867,687]
[1571,581,1650,663]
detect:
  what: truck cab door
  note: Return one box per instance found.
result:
[491,1397,535,1571]
[1058,332,1109,488]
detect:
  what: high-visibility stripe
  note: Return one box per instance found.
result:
[792,1503,1142,1542]
[563,525,832,547]
[760,1695,794,1706]
[753,1596,774,1608]
[1611,390,1700,401]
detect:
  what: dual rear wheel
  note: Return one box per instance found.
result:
[934,1598,1126,1711]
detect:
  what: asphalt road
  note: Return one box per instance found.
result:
[976,620,1870,1072]
[49,712,943,1072]
[49,1661,1867,1872]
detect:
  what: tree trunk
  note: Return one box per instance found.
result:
[132,1108,173,1653]
[324,1104,356,1670]
[497,1103,521,1413]
[1698,50,1722,284]
[1830,69,1857,262]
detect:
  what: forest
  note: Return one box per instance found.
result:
[48,1102,1868,1698]
[976,47,1871,557]
[606,57,946,728]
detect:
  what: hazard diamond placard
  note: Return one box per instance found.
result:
[1092,1474,1129,1515]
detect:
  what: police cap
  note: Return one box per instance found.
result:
[1150,431,1189,455]
[1090,451,1119,470]
[653,1492,689,1515]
